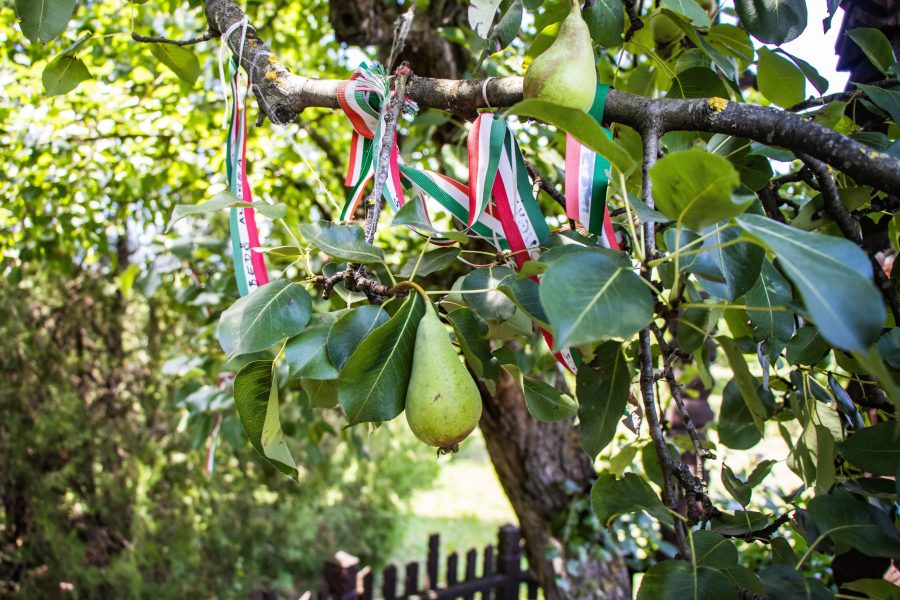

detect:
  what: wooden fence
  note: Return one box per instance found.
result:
[317,524,539,600]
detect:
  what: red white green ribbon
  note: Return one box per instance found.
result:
[468,113,578,372]
[564,84,620,250]
[225,57,268,296]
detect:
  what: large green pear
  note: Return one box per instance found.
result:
[405,304,482,452]
[523,0,596,111]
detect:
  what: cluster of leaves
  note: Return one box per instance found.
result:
[6,0,900,597]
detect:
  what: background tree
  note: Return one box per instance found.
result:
[3,0,900,599]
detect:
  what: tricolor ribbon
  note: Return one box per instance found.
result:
[338,64,506,248]
[225,57,269,296]
[469,113,579,373]
[564,84,620,250]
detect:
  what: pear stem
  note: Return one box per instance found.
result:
[393,280,430,303]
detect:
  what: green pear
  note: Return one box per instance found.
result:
[523,0,596,111]
[405,304,482,453]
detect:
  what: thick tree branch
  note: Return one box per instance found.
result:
[131,31,214,46]
[202,0,900,194]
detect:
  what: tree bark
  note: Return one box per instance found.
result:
[479,374,631,600]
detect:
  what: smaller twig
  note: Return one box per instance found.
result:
[799,153,900,323]
[131,31,214,46]
[720,510,794,543]
[787,77,899,112]
[622,0,644,42]
[524,160,566,210]
[365,65,412,245]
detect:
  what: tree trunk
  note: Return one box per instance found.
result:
[478,374,631,600]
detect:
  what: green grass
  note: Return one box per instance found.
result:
[387,431,518,570]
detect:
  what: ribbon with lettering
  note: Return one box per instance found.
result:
[225,56,269,296]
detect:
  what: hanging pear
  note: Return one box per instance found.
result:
[405,304,482,453]
[523,0,596,111]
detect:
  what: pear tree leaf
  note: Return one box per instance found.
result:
[445,307,498,380]
[717,337,768,433]
[847,28,898,76]
[463,266,518,322]
[337,293,425,424]
[42,55,91,97]
[168,191,287,231]
[584,0,625,47]
[398,247,460,278]
[540,249,654,349]
[299,221,385,264]
[745,260,794,345]
[736,214,885,351]
[838,421,900,476]
[775,49,829,95]
[285,325,339,381]
[16,0,75,43]
[637,560,737,600]
[591,472,673,526]
[721,464,752,506]
[577,342,630,458]
[649,150,746,231]
[468,0,502,38]
[693,531,739,569]
[855,84,900,124]
[522,377,577,422]
[509,99,636,175]
[661,0,710,27]
[150,43,200,85]
[233,360,298,478]
[807,492,900,558]
[688,225,764,301]
[757,47,806,108]
[216,279,312,357]
[734,0,807,45]
[326,305,390,370]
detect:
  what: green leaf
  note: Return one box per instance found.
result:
[807,492,900,558]
[758,566,832,600]
[463,266,517,322]
[717,337,768,433]
[583,0,624,47]
[838,421,900,476]
[216,279,312,357]
[692,531,739,569]
[168,191,287,231]
[661,0,710,27]
[42,55,90,97]
[16,0,75,43]
[445,307,498,380]
[522,377,577,422]
[757,47,805,108]
[468,0,501,38]
[591,472,673,526]
[667,67,730,100]
[326,305,389,370]
[737,214,886,351]
[711,510,769,535]
[734,0,807,45]
[847,28,898,76]
[337,293,425,424]
[721,464,752,506]
[843,579,900,600]
[855,84,900,124]
[540,249,654,349]
[649,150,745,231]
[285,325,339,381]
[508,100,636,175]
[746,459,777,487]
[490,0,523,51]
[398,247,460,278]
[776,49,829,95]
[745,260,794,345]
[232,360,298,478]
[300,378,338,409]
[688,225,764,302]
[150,43,199,85]
[299,221,385,264]
[785,326,830,365]
[637,561,737,600]
[577,342,630,458]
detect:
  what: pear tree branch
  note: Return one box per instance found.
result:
[200,0,900,195]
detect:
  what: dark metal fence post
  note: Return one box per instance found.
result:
[497,525,522,600]
[324,551,360,600]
